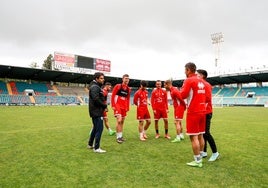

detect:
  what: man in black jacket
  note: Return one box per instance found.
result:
[87,72,108,153]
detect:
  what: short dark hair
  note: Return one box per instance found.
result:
[185,62,196,73]
[122,74,129,78]
[164,79,172,85]
[104,82,111,86]
[93,72,104,80]
[197,69,208,79]
[140,80,148,87]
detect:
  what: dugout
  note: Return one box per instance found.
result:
[24,89,35,96]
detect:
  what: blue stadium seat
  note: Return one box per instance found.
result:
[0,81,8,94]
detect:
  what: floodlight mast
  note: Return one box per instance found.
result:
[211,32,224,72]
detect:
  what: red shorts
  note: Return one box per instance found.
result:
[137,107,151,120]
[174,106,185,120]
[186,113,205,135]
[113,107,127,118]
[153,108,168,120]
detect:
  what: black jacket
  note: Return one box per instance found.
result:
[88,80,107,117]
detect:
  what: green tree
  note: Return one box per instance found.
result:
[42,54,53,69]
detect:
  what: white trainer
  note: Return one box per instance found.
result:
[94,148,106,153]
[201,152,207,158]
[208,152,220,162]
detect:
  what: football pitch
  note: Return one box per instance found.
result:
[0,106,267,187]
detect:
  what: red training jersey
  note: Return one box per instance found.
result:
[204,80,213,114]
[133,88,149,109]
[102,88,109,105]
[170,86,186,109]
[111,83,131,111]
[151,88,168,110]
[179,73,207,114]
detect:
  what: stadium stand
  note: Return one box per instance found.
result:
[0,81,267,106]
[216,87,238,97]
[34,95,80,105]
[212,87,221,96]
[0,94,32,105]
[9,81,18,95]
[212,86,268,106]
[56,85,88,96]
[238,87,268,97]
[0,65,267,106]
[13,82,55,95]
[0,95,11,104]
[0,81,82,105]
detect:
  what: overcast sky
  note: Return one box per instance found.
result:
[0,0,268,80]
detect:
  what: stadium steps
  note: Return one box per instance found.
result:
[52,85,61,96]
[255,97,260,104]
[29,96,35,103]
[234,88,241,97]
[6,82,13,95]
[77,96,84,104]
[214,88,222,96]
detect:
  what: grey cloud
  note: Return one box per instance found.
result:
[0,0,267,79]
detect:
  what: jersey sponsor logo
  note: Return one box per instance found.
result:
[116,84,129,97]
[156,98,163,103]
[142,99,147,105]
[197,82,205,94]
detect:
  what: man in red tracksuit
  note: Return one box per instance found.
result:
[133,80,151,141]
[151,80,170,139]
[179,62,208,168]
[164,80,186,143]
[111,74,131,144]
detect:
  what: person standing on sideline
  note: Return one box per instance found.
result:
[164,80,186,143]
[111,74,131,143]
[179,62,207,167]
[133,80,151,141]
[151,80,170,139]
[102,82,116,136]
[197,69,220,162]
[87,72,107,153]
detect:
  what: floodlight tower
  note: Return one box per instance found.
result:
[211,32,224,71]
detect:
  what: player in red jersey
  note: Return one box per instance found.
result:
[179,62,208,167]
[133,80,151,141]
[111,74,131,143]
[164,80,186,143]
[197,69,220,162]
[150,80,170,139]
[102,82,116,136]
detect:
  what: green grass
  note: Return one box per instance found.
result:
[0,106,268,187]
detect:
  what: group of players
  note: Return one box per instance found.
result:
[87,62,220,167]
